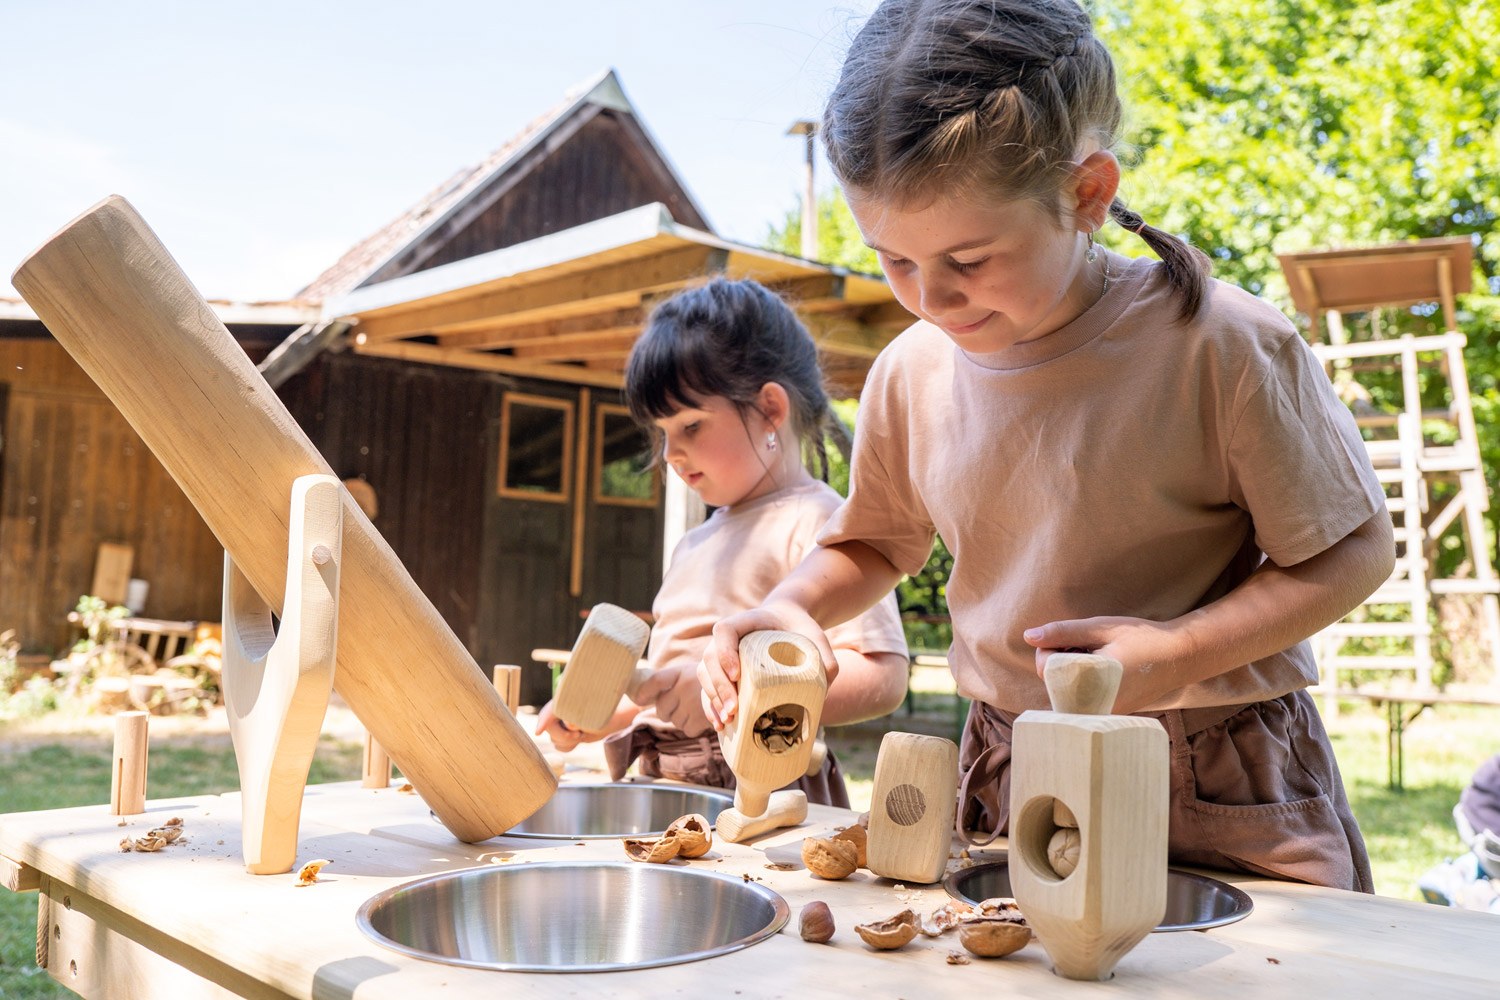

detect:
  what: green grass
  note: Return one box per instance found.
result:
[0,736,362,1000]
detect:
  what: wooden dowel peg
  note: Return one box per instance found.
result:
[362,732,391,789]
[110,711,149,816]
[493,665,523,716]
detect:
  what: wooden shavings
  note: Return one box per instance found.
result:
[295,859,332,886]
[764,861,798,871]
[119,817,185,852]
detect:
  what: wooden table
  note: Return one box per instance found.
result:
[2,777,1497,999]
[1329,687,1500,789]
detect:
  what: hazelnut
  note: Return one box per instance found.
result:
[800,901,835,942]
[801,836,858,880]
[958,917,1030,958]
[855,909,919,950]
[623,832,681,864]
[665,814,712,858]
[831,824,868,868]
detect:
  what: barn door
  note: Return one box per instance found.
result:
[480,386,661,705]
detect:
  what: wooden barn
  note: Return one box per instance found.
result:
[0,69,913,704]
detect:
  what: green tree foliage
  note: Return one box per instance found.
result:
[769,1,1500,662]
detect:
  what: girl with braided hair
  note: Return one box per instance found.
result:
[700,0,1393,890]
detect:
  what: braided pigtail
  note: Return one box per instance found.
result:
[1109,199,1211,320]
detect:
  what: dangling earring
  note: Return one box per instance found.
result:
[1084,231,1098,263]
[765,431,778,452]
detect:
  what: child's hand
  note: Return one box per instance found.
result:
[534,700,599,753]
[698,604,839,731]
[1023,616,1188,715]
[633,665,712,736]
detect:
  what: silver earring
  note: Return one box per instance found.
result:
[1084,231,1098,263]
[765,432,778,452]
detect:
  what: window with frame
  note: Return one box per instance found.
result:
[498,394,573,501]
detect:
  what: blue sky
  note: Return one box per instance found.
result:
[1,1,880,301]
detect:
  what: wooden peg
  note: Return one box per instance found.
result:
[108,711,149,816]
[492,664,523,716]
[1009,653,1168,981]
[224,475,342,875]
[551,604,651,731]
[715,790,809,843]
[719,631,827,818]
[865,732,958,884]
[362,732,391,789]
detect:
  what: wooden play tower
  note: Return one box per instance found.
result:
[1278,237,1499,692]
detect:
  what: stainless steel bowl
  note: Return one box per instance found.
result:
[480,782,735,840]
[356,861,789,972]
[943,861,1253,932]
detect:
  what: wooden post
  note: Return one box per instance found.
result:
[109,711,148,816]
[11,196,555,842]
[362,732,391,789]
[719,631,826,818]
[492,665,523,716]
[552,604,651,731]
[1009,653,1168,981]
[224,475,341,874]
[865,732,958,884]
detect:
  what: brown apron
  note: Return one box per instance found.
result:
[958,689,1373,893]
[602,724,851,809]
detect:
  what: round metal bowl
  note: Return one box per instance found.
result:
[438,782,735,840]
[357,861,789,972]
[944,861,1253,932]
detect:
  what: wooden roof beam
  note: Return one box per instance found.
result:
[802,313,890,360]
[512,330,640,361]
[355,245,727,343]
[437,306,644,350]
[355,339,625,389]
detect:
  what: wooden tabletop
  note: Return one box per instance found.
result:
[2,776,1496,999]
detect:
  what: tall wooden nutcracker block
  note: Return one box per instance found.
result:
[719,631,826,817]
[1009,653,1168,981]
[866,732,958,884]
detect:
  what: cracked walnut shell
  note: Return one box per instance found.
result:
[623,831,682,864]
[801,836,858,879]
[855,909,919,950]
[958,917,1030,958]
[664,814,712,858]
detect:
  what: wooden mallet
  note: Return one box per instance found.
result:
[550,603,651,732]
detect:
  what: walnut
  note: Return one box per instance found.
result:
[295,859,331,886]
[831,824,868,868]
[664,814,712,858]
[1048,826,1081,877]
[801,836,858,880]
[958,917,1030,958]
[623,832,682,864]
[855,909,919,950]
[800,901,835,942]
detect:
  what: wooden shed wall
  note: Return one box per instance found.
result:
[279,352,496,653]
[0,339,226,653]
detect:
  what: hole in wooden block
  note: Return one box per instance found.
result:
[766,640,807,668]
[1014,794,1074,883]
[751,703,806,756]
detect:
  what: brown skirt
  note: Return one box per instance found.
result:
[957,689,1373,893]
[602,724,850,809]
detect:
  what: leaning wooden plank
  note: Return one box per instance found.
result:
[11,196,556,842]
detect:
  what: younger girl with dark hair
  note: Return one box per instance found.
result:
[701,0,1394,889]
[535,277,909,804]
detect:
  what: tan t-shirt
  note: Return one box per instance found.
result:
[819,252,1385,713]
[650,479,908,675]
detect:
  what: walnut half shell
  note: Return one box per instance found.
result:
[801,836,858,879]
[623,831,681,863]
[664,814,712,858]
[958,916,1030,958]
[855,909,919,950]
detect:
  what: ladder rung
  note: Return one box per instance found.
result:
[1429,579,1500,595]
[1320,656,1426,670]
[1324,623,1428,637]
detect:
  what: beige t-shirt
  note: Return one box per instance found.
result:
[820,252,1385,713]
[648,479,908,686]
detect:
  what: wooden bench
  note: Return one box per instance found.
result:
[1326,687,1500,790]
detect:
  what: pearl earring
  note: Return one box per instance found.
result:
[1085,231,1098,263]
[765,432,778,452]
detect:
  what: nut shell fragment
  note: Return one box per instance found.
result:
[855,909,919,950]
[664,814,712,858]
[919,899,975,936]
[295,859,332,886]
[831,824,868,868]
[958,917,1030,958]
[801,836,858,880]
[623,832,681,864]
